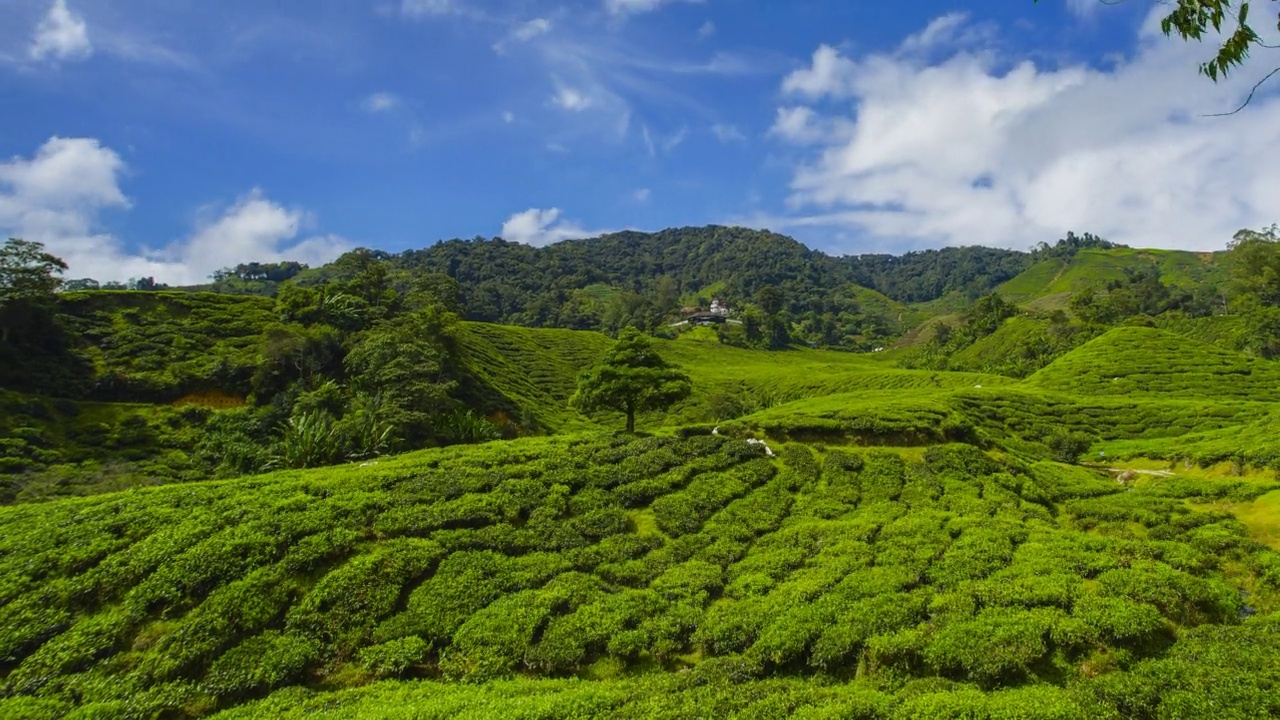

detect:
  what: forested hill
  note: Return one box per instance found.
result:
[353,226,1035,325]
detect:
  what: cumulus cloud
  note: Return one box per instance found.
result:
[768,9,1280,251]
[500,207,605,246]
[0,137,350,285]
[606,0,703,16]
[29,0,92,62]
[162,192,351,285]
[781,45,859,99]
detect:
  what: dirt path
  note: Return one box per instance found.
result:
[1105,468,1175,477]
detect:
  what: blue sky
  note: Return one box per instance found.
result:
[1,0,1278,283]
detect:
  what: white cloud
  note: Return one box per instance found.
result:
[361,92,401,113]
[606,0,704,16]
[897,12,994,56]
[513,18,551,42]
[698,21,716,38]
[29,0,92,62]
[640,124,686,155]
[552,85,592,111]
[711,123,746,142]
[781,45,859,99]
[493,17,551,53]
[500,207,604,246]
[633,188,651,202]
[769,10,1280,252]
[401,0,457,18]
[0,137,349,284]
[165,191,349,284]
[502,110,516,123]
[663,126,687,152]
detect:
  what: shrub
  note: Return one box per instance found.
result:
[357,636,430,678]
[1047,431,1095,465]
[202,631,319,698]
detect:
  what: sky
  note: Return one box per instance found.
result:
[1,0,1279,284]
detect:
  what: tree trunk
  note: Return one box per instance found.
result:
[625,403,635,433]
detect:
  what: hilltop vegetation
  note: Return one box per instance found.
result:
[5,224,1280,502]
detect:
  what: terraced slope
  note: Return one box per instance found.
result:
[1,435,1276,719]
[1026,327,1280,401]
[457,323,1015,431]
[996,248,1226,310]
[456,323,613,431]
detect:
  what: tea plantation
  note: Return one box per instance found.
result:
[1,422,1279,718]
[4,286,1280,718]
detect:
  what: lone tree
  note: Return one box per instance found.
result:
[572,326,692,433]
[0,238,67,343]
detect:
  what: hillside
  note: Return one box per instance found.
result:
[996,248,1226,311]
[5,242,1280,718]
[0,291,275,402]
[1026,327,1280,401]
[454,323,612,432]
[1,434,1277,719]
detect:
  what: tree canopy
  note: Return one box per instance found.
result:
[0,238,67,343]
[571,327,692,432]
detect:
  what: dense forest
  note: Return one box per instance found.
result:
[54,227,1154,353]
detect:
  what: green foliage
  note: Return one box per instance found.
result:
[344,307,460,450]
[0,430,1276,718]
[572,327,693,432]
[9,227,1280,719]
[203,630,320,699]
[1028,327,1280,401]
[0,238,67,344]
[357,636,429,679]
[1046,431,1094,465]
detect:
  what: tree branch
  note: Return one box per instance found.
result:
[1201,65,1280,115]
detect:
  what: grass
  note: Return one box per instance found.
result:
[1196,490,1280,550]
